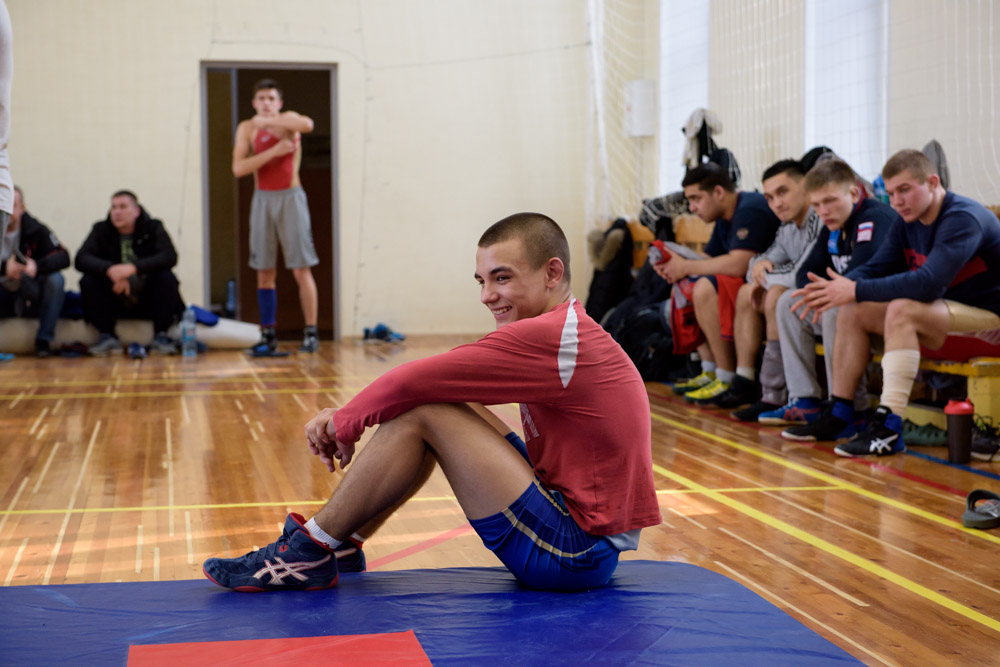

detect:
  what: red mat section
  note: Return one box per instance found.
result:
[128,629,430,666]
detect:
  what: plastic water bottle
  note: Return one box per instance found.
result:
[181,306,197,358]
[945,398,975,464]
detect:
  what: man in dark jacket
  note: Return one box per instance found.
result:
[75,190,184,356]
[0,186,70,356]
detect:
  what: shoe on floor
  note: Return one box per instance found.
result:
[759,397,822,426]
[299,333,319,353]
[781,402,857,442]
[671,371,715,395]
[88,334,123,357]
[247,339,290,358]
[834,405,906,457]
[709,375,761,409]
[35,339,52,358]
[685,378,731,404]
[127,342,148,360]
[971,416,1000,461]
[203,513,339,592]
[150,333,179,355]
[731,400,782,422]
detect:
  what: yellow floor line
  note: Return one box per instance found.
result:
[655,464,1000,634]
[651,411,1000,546]
[656,485,843,494]
[0,495,459,516]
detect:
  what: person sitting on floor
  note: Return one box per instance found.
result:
[788,149,1000,457]
[203,212,662,593]
[75,190,185,356]
[654,162,780,405]
[0,185,70,357]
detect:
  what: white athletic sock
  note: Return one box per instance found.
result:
[702,360,717,374]
[351,532,366,545]
[305,517,341,550]
[879,349,922,416]
[716,368,735,383]
[736,366,756,381]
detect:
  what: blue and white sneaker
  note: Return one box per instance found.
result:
[759,397,821,425]
[834,405,906,457]
[203,513,339,592]
[127,342,147,360]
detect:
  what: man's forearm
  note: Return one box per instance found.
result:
[233,149,277,178]
[270,112,313,133]
[684,252,750,278]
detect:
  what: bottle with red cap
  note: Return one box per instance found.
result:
[944,398,975,464]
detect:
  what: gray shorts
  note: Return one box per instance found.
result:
[248,186,319,270]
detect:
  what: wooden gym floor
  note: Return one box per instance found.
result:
[1,336,999,664]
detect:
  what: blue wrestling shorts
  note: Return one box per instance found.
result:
[469,435,620,592]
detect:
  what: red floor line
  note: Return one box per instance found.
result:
[366,524,474,571]
[647,387,970,497]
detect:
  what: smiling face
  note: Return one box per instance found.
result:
[763,171,808,223]
[808,182,860,232]
[475,237,562,328]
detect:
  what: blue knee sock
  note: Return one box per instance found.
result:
[257,288,277,328]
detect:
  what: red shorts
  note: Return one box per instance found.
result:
[714,275,744,341]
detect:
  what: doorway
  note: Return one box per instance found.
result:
[201,63,337,339]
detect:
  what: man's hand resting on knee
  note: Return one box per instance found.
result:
[305,408,356,471]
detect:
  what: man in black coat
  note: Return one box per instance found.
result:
[0,186,71,356]
[75,190,184,356]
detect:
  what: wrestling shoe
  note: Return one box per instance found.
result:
[759,397,822,426]
[781,402,857,442]
[710,375,760,409]
[203,513,338,592]
[127,342,147,360]
[685,378,730,405]
[671,371,715,395]
[731,400,782,422]
[972,416,1000,462]
[89,334,123,357]
[834,405,905,457]
[335,538,367,573]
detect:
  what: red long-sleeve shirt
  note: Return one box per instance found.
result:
[334,299,662,536]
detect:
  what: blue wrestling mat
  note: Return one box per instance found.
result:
[0,561,859,665]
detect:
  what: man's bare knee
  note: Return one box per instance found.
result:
[886,298,949,349]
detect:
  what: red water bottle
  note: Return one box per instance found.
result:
[944,398,975,464]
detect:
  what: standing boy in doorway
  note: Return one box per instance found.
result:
[233,78,320,356]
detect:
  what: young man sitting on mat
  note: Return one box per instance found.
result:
[204,212,662,592]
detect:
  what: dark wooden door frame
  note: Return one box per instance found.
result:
[199,61,340,339]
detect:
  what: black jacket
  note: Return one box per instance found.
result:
[1,211,71,277]
[75,207,177,276]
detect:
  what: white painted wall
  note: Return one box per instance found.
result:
[7,0,591,337]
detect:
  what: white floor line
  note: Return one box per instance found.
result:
[3,538,29,586]
[28,407,50,435]
[43,421,101,585]
[0,478,28,538]
[32,443,61,494]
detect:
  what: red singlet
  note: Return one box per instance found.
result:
[253,129,296,191]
